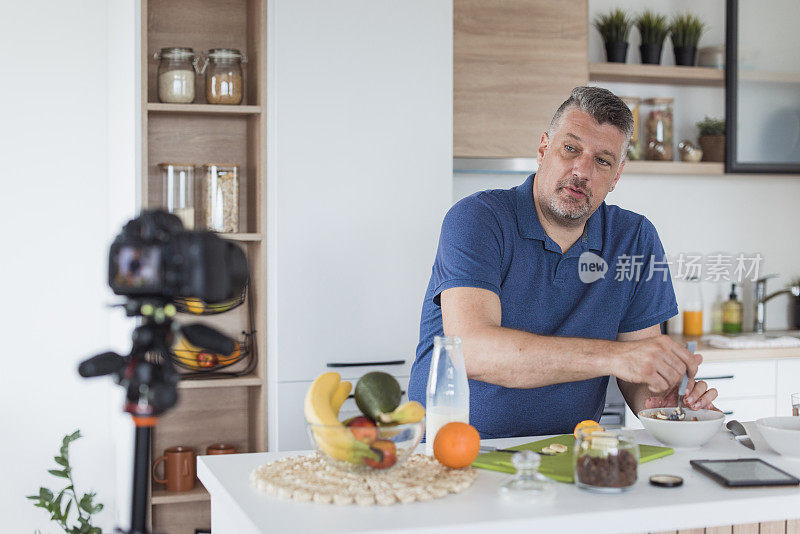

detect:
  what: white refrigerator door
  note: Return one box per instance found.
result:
[267,0,453,449]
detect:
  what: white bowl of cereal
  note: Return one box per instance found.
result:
[638,408,725,449]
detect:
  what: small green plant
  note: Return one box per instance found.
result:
[696,116,726,136]
[670,13,706,48]
[636,10,670,46]
[27,430,104,534]
[593,8,634,44]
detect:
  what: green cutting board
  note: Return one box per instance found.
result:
[471,434,673,483]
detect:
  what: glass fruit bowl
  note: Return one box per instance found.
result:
[306,418,424,473]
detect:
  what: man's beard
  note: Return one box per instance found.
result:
[546,178,592,221]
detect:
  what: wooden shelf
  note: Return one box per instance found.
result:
[219,232,263,242]
[151,486,209,505]
[589,62,724,86]
[177,375,263,389]
[147,103,262,115]
[739,70,800,84]
[623,161,725,175]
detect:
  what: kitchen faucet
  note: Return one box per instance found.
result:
[754,274,800,334]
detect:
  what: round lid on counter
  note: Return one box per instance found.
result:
[649,474,684,487]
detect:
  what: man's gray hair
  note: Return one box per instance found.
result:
[547,86,634,160]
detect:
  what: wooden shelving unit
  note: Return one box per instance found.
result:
[589,62,725,86]
[623,161,725,175]
[140,0,267,533]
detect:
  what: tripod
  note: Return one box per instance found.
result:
[79,299,235,534]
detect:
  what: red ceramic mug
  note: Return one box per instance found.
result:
[152,446,196,492]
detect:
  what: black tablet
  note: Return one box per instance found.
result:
[690,459,800,487]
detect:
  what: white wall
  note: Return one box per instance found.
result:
[0,1,135,532]
[455,0,800,334]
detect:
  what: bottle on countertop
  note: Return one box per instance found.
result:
[722,283,743,334]
[711,288,724,333]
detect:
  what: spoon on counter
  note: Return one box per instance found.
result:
[671,341,697,421]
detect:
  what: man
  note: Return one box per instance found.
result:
[408,86,717,438]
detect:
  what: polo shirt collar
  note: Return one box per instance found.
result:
[515,173,604,252]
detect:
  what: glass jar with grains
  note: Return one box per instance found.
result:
[155,47,199,104]
[620,97,642,161]
[203,164,239,233]
[203,48,246,105]
[574,429,639,493]
[157,163,196,229]
[643,98,674,161]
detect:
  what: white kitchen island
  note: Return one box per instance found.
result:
[198,427,800,534]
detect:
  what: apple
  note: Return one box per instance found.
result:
[346,416,378,444]
[196,352,218,368]
[365,439,397,469]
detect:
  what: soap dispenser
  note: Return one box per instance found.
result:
[722,283,743,334]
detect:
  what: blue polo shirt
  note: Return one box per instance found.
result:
[408,174,678,439]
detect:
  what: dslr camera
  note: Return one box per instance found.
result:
[108,210,248,303]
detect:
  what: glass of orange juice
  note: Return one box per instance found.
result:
[683,277,704,337]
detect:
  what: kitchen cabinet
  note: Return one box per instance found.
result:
[776,359,800,416]
[726,0,800,173]
[266,0,453,450]
[453,0,589,157]
[139,1,268,532]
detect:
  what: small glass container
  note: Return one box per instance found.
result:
[682,276,704,337]
[157,163,196,229]
[791,393,799,416]
[499,451,556,503]
[643,97,674,161]
[621,97,642,161]
[203,48,246,105]
[203,164,239,232]
[155,47,199,104]
[574,429,639,493]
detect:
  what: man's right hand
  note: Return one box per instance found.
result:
[610,335,700,394]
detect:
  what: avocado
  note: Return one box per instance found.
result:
[354,371,402,422]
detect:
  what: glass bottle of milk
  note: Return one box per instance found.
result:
[425,336,470,455]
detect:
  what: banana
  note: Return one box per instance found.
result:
[304,373,378,464]
[331,381,352,414]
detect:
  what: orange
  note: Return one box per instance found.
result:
[433,422,480,468]
[573,420,604,439]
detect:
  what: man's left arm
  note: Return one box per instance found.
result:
[617,324,719,414]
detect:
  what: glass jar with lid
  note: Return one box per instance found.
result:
[154,47,199,104]
[203,48,246,105]
[620,97,642,161]
[158,163,196,229]
[203,164,239,232]
[643,97,674,161]
[574,428,639,493]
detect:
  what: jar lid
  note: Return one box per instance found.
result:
[158,47,195,59]
[207,48,243,59]
[158,162,196,169]
[203,163,240,169]
[643,97,674,105]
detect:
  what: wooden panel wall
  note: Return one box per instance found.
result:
[454,0,589,157]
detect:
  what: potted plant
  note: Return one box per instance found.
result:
[27,430,104,534]
[594,8,634,63]
[636,10,670,65]
[669,13,706,66]
[696,116,725,162]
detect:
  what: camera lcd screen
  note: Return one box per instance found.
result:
[112,245,161,290]
[690,459,800,487]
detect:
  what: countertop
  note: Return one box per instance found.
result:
[198,425,800,534]
[669,331,800,362]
